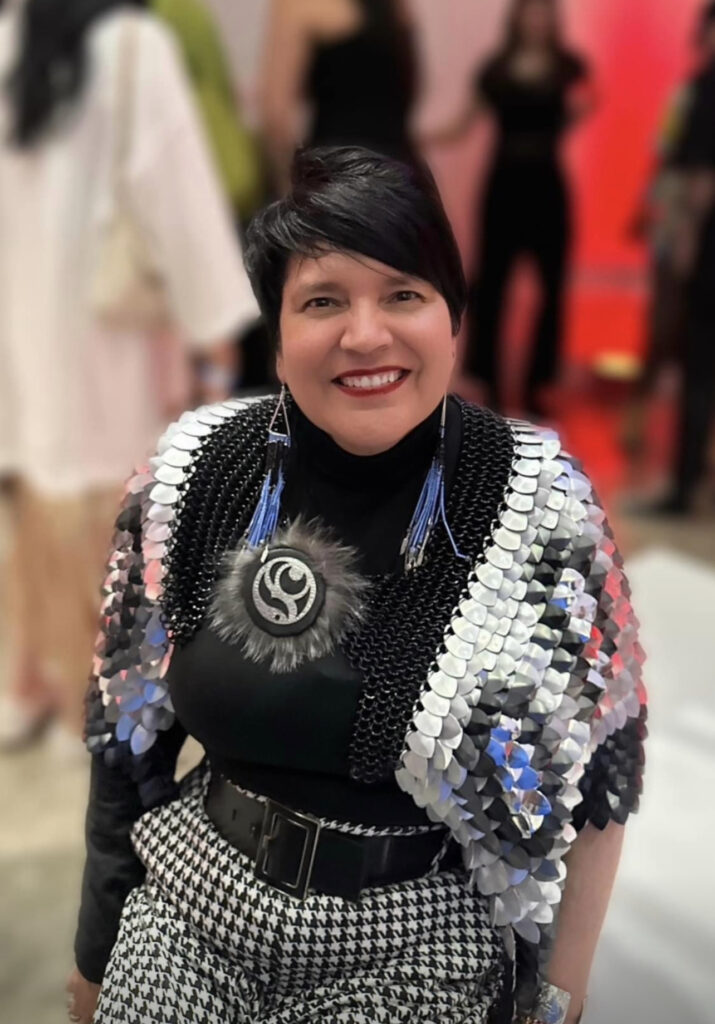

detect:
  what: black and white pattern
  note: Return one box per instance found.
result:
[95,767,506,1024]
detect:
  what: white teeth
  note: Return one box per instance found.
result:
[339,370,403,389]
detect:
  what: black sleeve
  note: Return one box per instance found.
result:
[74,720,187,984]
[572,704,647,832]
[675,71,715,169]
[565,477,647,834]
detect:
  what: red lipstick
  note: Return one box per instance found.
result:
[332,367,409,398]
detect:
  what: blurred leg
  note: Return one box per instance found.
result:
[527,233,567,393]
[622,257,685,459]
[464,197,519,410]
[13,484,118,736]
[2,481,53,713]
[672,300,715,507]
[525,177,569,403]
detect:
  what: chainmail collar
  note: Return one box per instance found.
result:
[162,395,515,783]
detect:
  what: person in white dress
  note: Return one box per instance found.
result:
[0,0,259,748]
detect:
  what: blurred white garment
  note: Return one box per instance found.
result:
[0,7,259,495]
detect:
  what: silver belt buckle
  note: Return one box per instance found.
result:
[253,798,322,900]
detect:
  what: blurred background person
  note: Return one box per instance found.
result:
[258,0,418,192]
[429,0,595,417]
[620,79,694,466]
[154,0,264,227]
[152,0,269,389]
[0,0,258,750]
[649,0,715,514]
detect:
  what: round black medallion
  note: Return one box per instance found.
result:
[242,546,326,637]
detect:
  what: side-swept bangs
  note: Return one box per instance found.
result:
[244,146,467,344]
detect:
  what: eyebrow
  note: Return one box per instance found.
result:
[381,273,418,286]
[294,272,418,295]
[293,279,344,295]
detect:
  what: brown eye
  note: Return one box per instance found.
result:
[303,297,336,310]
[391,290,422,303]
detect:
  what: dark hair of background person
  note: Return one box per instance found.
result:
[2,0,147,147]
[499,0,566,59]
[243,146,467,346]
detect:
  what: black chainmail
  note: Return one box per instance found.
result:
[162,397,515,784]
[345,401,514,781]
[162,401,275,645]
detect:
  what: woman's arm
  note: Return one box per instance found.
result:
[522,464,645,1024]
[68,457,189,1020]
[258,0,314,191]
[73,757,149,984]
[421,94,484,148]
[544,820,625,1024]
[565,54,598,125]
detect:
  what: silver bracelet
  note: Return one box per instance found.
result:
[515,981,572,1024]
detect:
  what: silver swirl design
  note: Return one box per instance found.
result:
[252,555,318,627]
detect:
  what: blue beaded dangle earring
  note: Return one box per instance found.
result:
[244,384,291,551]
[401,395,467,571]
[210,384,367,672]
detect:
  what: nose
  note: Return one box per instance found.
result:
[339,301,392,356]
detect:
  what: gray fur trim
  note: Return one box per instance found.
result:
[208,518,369,673]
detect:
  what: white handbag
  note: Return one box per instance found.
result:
[90,19,168,329]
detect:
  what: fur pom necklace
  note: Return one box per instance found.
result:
[209,518,369,673]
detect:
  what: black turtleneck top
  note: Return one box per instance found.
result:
[167,397,462,825]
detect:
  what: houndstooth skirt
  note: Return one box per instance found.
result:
[94,765,509,1024]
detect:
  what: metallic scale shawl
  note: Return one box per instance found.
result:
[84,396,646,957]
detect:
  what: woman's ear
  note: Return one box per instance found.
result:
[275,349,285,384]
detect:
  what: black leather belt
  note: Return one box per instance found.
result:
[205,773,460,901]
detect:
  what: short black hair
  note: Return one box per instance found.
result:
[243,147,467,344]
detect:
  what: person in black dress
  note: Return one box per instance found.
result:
[653,1,715,512]
[248,0,418,390]
[259,0,417,190]
[431,0,594,416]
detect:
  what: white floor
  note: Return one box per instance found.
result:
[588,549,715,1024]
[0,547,712,1023]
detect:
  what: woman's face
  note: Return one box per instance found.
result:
[277,250,456,455]
[516,0,556,46]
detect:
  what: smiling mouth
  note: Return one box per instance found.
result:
[333,368,409,395]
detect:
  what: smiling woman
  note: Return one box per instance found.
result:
[74,147,647,1024]
[247,147,464,455]
[278,249,456,454]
